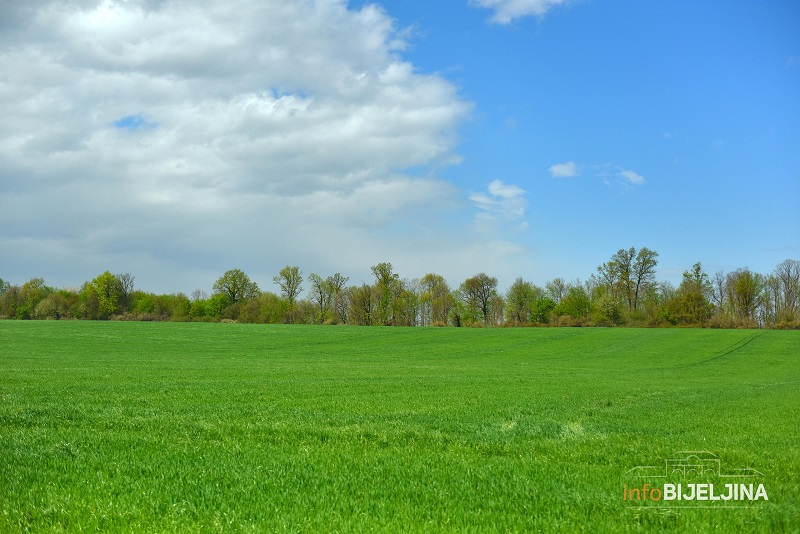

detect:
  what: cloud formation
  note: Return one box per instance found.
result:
[549,161,645,187]
[618,169,644,185]
[548,161,579,178]
[469,0,569,24]
[470,179,528,231]
[1,0,507,291]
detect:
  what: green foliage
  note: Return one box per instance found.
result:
[371,262,399,326]
[1,323,798,531]
[592,293,623,325]
[18,278,52,319]
[554,285,590,320]
[419,273,453,326]
[212,269,260,304]
[665,263,715,325]
[3,254,799,329]
[273,265,303,307]
[83,271,123,319]
[460,273,498,325]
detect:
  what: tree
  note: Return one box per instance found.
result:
[631,247,659,312]
[711,271,727,312]
[307,272,348,324]
[327,273,350,324]
[610,247,636,311]
[555,286,591,321]
[505,277,539,324]
[18,278,51,319]
[308,273,331,323]
[774,259,800,323]
[419,273,453,326]
[348,284,376,326]
[599,247,658,314]
[666,263,714,325]
[460,273,498,325]
[273,266,303,306]
[86,271,122,319]
[595,260,621,301]
[212,269,260,304]
[725,268,763,323]
[116,273,135,312]
[371,262,400,326]
[394,279,420,326]
[545,277,569,304]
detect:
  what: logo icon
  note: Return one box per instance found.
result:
[622,451,768,508]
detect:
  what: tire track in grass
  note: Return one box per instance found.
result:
[688,331,765,367]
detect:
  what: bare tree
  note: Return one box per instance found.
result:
[632,247,659,312]
[774,259,800,322]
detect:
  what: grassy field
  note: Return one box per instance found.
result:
[1,322,798,532]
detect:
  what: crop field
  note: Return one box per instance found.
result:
[1,322,799,532]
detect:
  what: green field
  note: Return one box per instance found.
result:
[1,322,798,532]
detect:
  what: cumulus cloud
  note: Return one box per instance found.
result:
[1,0,503,292]
[469,0,569,24]
[548,161,579,178]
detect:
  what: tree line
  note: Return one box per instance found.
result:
[1,249,798,329]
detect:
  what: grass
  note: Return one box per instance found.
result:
[1,322,798,532]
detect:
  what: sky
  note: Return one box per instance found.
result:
[1,0,798,296]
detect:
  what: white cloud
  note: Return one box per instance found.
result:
[549,161,645,187]
[469,0,569,24]
[619,169,644,185]
[470,179,528,232]
[548,161,579,178]
[1,0,508,292]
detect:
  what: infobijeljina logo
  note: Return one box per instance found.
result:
[622,451,768,509]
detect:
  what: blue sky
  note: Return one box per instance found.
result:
[383,0,800,280]
[1,0,798,294]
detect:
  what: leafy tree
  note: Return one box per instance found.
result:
[460,273,498,325]
[0,284,20,319]
[545,277,570,305]
[34,290,75,320]
[593,293,623,325]
[530,297,555,324]
[394,280,420,326]
[419,273,453,326]
[371,262,399,326]
[725,268,763,323]
[18,278,51,319]
[555,286,591,321]
[273,266,303,307]
[327,273,350,324]
[84,272,122,319]
[308,273,332,323]
[213,269,260,304]
[599,247,658,314]
[610,247,636,311]
[595,260,621,301]
[666,263,714,325]
[348,284,376,326]
[505,277,540,324]
[307,273,348,324]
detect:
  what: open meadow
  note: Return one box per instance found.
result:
[1,322,798,532]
